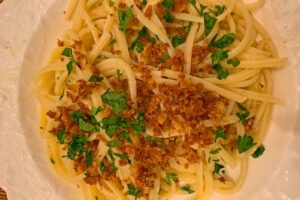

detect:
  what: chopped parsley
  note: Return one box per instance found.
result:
[227,59,240,67]
[186,0,206,16]
[101,116,127,137]
[114,152,131,164]
[59,89,64,100]
[100,162,107,174]
[101,90,128,115]
[88,75,103,82]
[210,148,221,154]
[85,151,93,167]
[129,27,149,53]
[212,63,229,79]
[109,38,117,45]
[70,111,84,125]
[237,134,257,154]
[208,156,211,164]
[259,83,264,88]
[181,185,195,194]
[84,173,90,177]
[235,103,250,125]
[118,7,132,31]
[61,48,77,75]
[90,106,103,116]
[204,13,217,36]
[57,130,67,144]
[210,33,236,49]
[162,0,174,10]
[66,135,87,160]
[212,5,225,16]
[252,145,265,158]
[129,112,146,134]
[117,69,123,79]
[171,35,186,47]
[108,140,123,147]
[166,173,178,185]
[141,0,147,6]
[213,162,224,174]
[79,118,99,132]
[109,0,115,6]
[145,136,167,150]
[126,184,140,200]
[117,131,132,143]
[161,54,170,63]
[95,197,98,200]
[214,127,227,142]
[163,11,175,23]
[50,157,55,164]
[211,50,229,63]
[183,22,193,33]
[211,50,229,79]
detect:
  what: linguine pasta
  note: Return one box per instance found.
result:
[35,0,287,199]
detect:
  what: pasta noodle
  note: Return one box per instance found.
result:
[35,0,286,199]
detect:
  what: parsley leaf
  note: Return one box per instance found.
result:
[181,185,195,194]
[66,135,87,160]
[252,145,265,158]
[84,173,90,177]
[186,0,206,16]
[210,148,221,154]
[183,22,193,33]
[227,59,240,67]
[70,111,84,125]
[213,5,225,16]
[100,162,107,174]
[163,11,175,23]
[62,48,77,75]
[213,162,224,174]
[208,156,211,164]
[117,131,132,143]
[109,38,117,45]
[204,13,217,36]
[101,117,127,137]
[129,27,149,52]
[118,7,132,31]
[57,130,67,144]
[90,106,103,116]
[110,0,115,6]
[235,103,250,125]
[211,50,229,63]
[210,33,236,49]
[108,140,123,147]
[114,152,131,164]
[162,0,174,10]
[146,136,167,150]
[126,184,140,200]
[50,157,56,164]
[212,63,229,79]
[88,75,103,82]
[259,83,264,88]
[85,151,93,167]
[214,127,227,142]
[59,89,64,100]
[117,69,123,79]
[129,112,146,134]
[171,35,186,47]
[141,0,147,6]
[161,54,170,63]
[101,90,128,115]
[166,173,178,185]
[237,134,257,154]
[79,118,99,132]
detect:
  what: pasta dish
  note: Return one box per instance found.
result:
[35,0,287,199]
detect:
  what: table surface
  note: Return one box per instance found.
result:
[0,188,7,200]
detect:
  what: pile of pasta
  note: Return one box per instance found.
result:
[36,0,287,199]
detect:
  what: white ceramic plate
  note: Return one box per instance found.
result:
[0,0,300,199]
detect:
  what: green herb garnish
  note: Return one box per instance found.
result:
[237,134,257,153]
[252,145,265,158]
